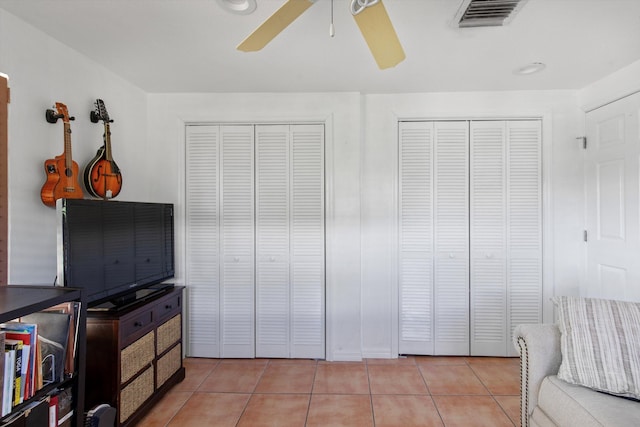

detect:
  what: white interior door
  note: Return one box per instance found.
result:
[255,124,325,359]
[433,121,469,355]
[398,121,469,355]
[290,124,325,358]
[220,125,255,358]
[255,124,291,358]
[470,121,507,356]
[187,123,324,359]
[585,92,640,301]
[186,125,220,357]
[400,119,541,356]
[399,121,435,355]
[470,120,542,357]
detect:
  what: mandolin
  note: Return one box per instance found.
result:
[40,102,84,207]
[84,99,122,199]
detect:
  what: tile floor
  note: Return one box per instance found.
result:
[138,356,521,427]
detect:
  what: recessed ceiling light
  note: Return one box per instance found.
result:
[515,62,546,75]
[216,0,257,15]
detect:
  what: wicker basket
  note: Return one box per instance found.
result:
[119,366,154,423]
[157,314,181,355]
[121,331,155,384]
[157,344,182,387]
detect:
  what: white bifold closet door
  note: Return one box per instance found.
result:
[399,121,470,355]
[470,120,542,357]
[255,124,325,359]
[399,120,541,357]
[185,123,324,359]
[186,125,255,358]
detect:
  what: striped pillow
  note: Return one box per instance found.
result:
[553,296,640,399]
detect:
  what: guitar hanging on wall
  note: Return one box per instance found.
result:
[40,102,84,207]
[84,99,122,199]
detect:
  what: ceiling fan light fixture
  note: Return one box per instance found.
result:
[217,0,257,15]
[515,62,546,75]
[350,0,380,16]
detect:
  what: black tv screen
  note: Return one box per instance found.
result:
[56,199,174,306]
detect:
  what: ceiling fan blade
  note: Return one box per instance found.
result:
[353,0,405,69]
[237,0,316,52]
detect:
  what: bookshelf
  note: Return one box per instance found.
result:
[0,285,86,427]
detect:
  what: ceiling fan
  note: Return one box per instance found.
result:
[237,0,405,70]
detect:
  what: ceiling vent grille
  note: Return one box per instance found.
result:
[454,0,529,28]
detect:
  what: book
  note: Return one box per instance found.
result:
[3,347,15,415]
[1,323,37,399]
[48,394,58,427]
[2,329,32,401]
[4,339,23,407]
[0,332,4,415]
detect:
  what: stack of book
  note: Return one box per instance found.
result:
[1,302,78,425]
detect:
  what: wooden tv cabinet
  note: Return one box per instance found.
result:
[84,286,185,427]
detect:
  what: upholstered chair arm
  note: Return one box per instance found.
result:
[513,324,562,427]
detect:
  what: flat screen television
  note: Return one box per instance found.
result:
[56,198,175,307]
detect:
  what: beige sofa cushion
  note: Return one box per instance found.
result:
[553,296,640,399]
[537,375,640,427]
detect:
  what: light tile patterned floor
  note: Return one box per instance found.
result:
[137,356,521,427]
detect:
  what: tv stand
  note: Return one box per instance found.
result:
[85,285,184,426]
[89,283,175,312]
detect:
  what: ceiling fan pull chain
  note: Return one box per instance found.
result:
[330,0,335,37]
[350,0,380,16]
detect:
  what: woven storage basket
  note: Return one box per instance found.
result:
[120,366,154,424]
[121,331,155,384]
[157,344,182,387]
[157,314,181,355]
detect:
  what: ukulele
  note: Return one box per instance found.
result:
[40,102,84,207]
[84,99,122,199]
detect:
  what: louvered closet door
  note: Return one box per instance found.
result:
[434,121,470,355]
[220,125,255,358]
[470,120,542,356]
[290,124,325,358]
[255,124,325,359]
[506,120,542,356]
[399,121,469,355]
[185,124,255,358]
[399,122,435,355]
[256,125,291,358]
[186,125,221,357]
[470,121,507,356]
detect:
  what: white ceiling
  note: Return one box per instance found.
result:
[1,0,639,94]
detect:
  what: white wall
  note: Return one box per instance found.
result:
[146,92,363,361]
[360,91,584,358]
[1,8,614,361]
[578,59,640,112]
[0,10,148,284]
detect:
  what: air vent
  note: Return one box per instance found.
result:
[454,0,529,28]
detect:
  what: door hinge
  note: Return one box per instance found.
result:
[583,230,588,242]
[577,136,587,149]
